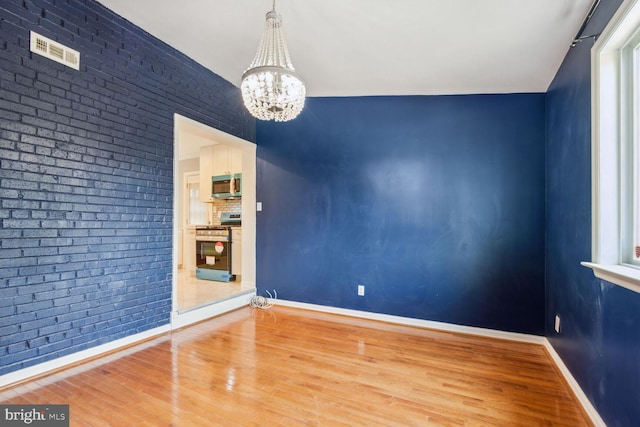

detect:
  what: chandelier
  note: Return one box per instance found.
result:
[240,1,306,122]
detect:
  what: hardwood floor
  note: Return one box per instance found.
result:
[0,306,592,426]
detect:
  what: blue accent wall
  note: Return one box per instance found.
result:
[0,0,253,375]
[257,95,546,335]
[545,0,640,425]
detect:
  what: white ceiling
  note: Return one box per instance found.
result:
[96,0,593,97]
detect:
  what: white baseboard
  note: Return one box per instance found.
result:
[275,299,546,344]
[0,324,170,389]
[1,295,605,427]
[543,340,606,426]
[171,291,254,329]
[1,291,256,389]
[274,299,605,426]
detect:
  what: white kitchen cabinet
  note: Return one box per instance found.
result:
[228,147,242,174]
[212,145,242,176]
[199,144,242,203]
[231,228,242,277]
[183,227,197,271]
[199,145,215,203]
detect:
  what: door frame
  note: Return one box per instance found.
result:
[171,114,257,328]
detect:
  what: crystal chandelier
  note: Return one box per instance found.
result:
[241,1,305,122]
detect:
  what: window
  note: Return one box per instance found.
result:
[584,0,640,292]
[185,174,207,226]
[627,34,640,266]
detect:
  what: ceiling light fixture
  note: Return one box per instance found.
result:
[240,0,305,122]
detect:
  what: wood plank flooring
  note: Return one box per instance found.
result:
[0,306,592,426]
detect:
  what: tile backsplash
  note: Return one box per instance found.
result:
[208,198,242,225]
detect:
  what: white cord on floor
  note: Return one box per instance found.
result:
[249,289,277,309]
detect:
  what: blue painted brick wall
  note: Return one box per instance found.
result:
[0,0,254,375]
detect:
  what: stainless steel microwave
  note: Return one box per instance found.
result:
[212,173,241,199]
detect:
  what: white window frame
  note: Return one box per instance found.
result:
[583,0,640,293]
[626,34,640,267]
[184,172,208,227]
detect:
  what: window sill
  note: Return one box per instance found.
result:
[581,262,640,294]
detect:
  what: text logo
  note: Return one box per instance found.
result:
[1,405,69,426]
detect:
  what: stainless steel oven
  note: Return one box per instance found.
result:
[195,226,235,282]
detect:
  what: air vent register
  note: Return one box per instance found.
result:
[29,31,79,70]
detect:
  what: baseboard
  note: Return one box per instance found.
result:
[543,340,606,427]
[274,299,605,426]
[0,324,170,389]
[275,299,546,344]
[171,291,255,330]
[0,291,256,389]
[1,295,606,426]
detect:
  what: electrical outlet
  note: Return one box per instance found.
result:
[357,285,365,296]
[554,315,561,333]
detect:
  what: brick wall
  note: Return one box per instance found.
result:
[0,0,254,375]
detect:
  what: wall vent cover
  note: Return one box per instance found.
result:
[30,31,79,70]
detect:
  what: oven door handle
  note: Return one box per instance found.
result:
[195,237,229,242]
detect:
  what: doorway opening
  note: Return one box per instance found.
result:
[172,114,257,327]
